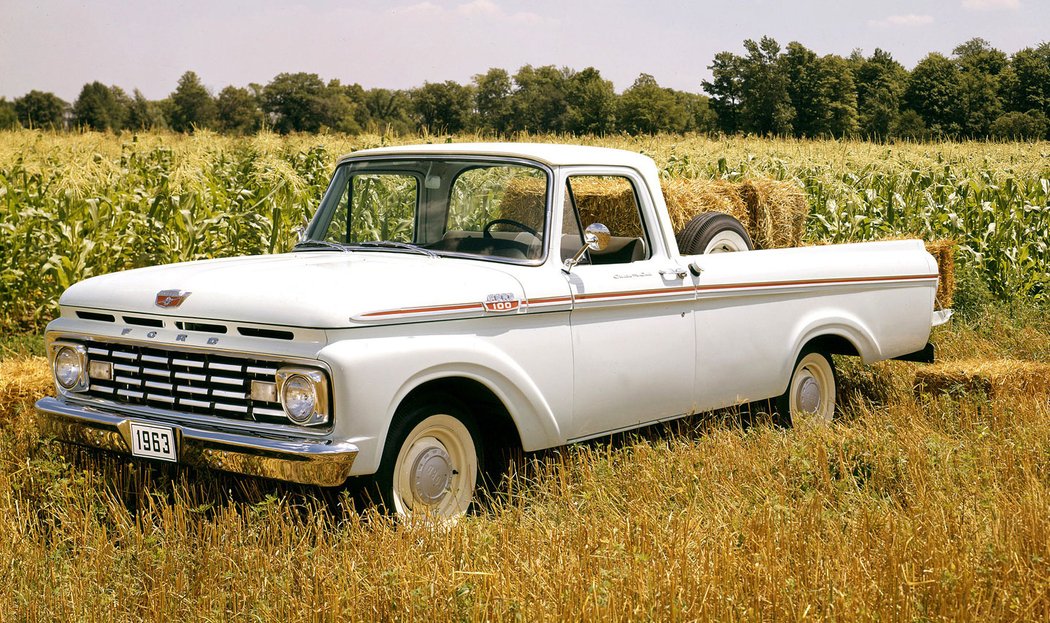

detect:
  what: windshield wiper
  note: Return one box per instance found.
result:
[293,240,350,253]
[354,240,438,258]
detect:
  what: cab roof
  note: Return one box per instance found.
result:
[337,142,658,170]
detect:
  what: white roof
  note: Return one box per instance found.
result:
[338,142,658,169]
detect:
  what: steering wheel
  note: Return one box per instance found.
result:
[482,218,539,238]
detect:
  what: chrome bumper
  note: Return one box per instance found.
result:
[35,397,358,487]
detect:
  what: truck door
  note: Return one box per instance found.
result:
[561,170,695,440]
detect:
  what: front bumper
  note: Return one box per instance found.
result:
[36,397,358,486]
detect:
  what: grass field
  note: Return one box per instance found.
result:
[1,130,1048,620]
[1,307,1047,621]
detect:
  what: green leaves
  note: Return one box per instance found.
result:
[0,135,339,331]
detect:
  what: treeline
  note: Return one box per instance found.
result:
[1,37,1048,140]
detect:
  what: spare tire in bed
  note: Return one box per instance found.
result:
[675,212,754,254]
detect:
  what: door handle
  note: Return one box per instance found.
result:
[659,267,688,279]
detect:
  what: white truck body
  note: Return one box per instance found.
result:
[37,143,942,511]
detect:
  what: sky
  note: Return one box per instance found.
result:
[2,0,1048,102]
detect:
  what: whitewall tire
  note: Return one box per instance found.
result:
[778,350,837,427]
[380,408,481,519]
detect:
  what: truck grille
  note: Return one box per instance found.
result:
[81,341,290,424]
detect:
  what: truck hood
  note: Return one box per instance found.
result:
[60,252,527,328]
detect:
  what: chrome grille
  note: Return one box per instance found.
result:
[81,342,289,423]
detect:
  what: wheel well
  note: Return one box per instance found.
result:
[802,334,860,358]
[397,377,523,454]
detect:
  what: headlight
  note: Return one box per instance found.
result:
[276,368,330,426]
[50,342,88,392]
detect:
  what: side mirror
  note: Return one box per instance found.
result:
[563,223,610,272]
[293,214,310,245]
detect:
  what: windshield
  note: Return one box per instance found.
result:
[302,157,550,263]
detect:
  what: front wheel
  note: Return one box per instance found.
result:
[776,349,837,427]
[376,404,482,518]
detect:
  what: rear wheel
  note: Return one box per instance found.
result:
[676,212,754,255]
[776,349,837,427]
[376,401,482,518]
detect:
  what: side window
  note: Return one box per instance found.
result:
[446,165,547,260]
[563,175,649,264]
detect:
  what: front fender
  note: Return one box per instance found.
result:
[318,323,570,475]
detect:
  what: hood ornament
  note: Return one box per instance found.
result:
[155,289,191,308]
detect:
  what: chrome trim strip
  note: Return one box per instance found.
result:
[253,407,286,418]
[209,362,243,372]
[56,393,331,439]
[36,397,357,487]
[247,366,278,375]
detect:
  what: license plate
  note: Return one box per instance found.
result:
[129,423,177,462]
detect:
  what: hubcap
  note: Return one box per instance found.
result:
[797,374,821,413]
[410,444,453,505]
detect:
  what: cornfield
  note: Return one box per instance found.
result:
[1,130,1048,330]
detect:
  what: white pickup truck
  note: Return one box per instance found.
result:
[37,143,948,517]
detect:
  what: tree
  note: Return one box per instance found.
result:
[738,37,794,135]
[216,86,263,134]
[953,38,1008,76]
[618,74,689,134]
[990,110,1048,140]
[1000,43,1050,122]
[675,92,718,133]
[776,44,858,138]
[891,109,928,141]
[410,81,474,133]
[361,88,413,134]
[473,68,513,134]
[169,71,216,132]
[905,53,963,137]
[703,51,744,134]
[953,38,1007,136]
[126,89,166,130]
[816,54,859,137]
[73,82,128,131]
[508,65,573,133]
[261,72,345,133]
[782,42,822,136]
[0,98,19,129]
[564,67,617,135]
[340,82,371,132]
[14,90,67,129]
[852,49,907,140]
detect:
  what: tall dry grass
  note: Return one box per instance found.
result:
[1,309,1048,621]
